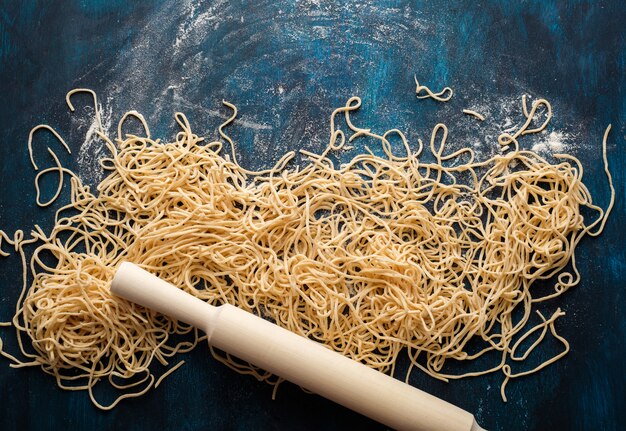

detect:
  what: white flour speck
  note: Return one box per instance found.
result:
[173,0,228,54]
[532,131,569,153]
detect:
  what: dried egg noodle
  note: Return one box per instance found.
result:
[0,88,614,409]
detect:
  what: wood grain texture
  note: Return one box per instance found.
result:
[0,1,624,430]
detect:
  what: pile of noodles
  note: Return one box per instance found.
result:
[0,88,614,408]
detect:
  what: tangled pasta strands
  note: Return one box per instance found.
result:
[0,91,614,408]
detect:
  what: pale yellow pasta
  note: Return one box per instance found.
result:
[0,90,614,410]
[462,109,485,121]
[414,76,453,101]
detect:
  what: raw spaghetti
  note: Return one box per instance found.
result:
[0,90,614,409]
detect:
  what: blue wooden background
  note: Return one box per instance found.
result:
[0,1,624,430]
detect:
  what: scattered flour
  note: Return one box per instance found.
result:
[458,88,580,160]
[75,100,113,186]
[532,131,569,153]
[174,0,228,52]
[71,1,584,185]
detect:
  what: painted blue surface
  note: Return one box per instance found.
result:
[0,1,624,430]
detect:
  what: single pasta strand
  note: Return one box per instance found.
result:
[155,360,185,388]
[0,90,614,410]
[462,109,485,121]
[414,76,453,102]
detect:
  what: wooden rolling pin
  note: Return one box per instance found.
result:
[111,262,486,431]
